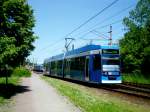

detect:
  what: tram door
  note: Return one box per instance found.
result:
[85,56,89,81]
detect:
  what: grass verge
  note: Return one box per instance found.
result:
[42,76,150,112]
[0,76,20,105]
[122,73,150,84]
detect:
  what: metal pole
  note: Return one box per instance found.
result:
[109,25,112,45]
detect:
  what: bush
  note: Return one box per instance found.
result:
[12,67,31,77]
[122,73,150,84]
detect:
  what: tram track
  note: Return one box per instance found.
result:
[100,84,150,99]
[123,82,150,89]
[117,83,150,93]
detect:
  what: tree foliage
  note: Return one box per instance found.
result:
[0,0,36,73]
[120,0,150,75]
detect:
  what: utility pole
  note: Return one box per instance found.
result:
[108,25,112,45]
[65,38,75,52]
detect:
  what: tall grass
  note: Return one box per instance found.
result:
[122,73,150,84]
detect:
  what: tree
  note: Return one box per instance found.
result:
[120,0,150,75]
[0,0,36,76]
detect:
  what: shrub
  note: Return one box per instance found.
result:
[12,67,31,77]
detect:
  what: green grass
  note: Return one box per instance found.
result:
[0,76,20,105]
[42,76,150,112]
[122,73,150,84]
[0,76,20,85]
[0,95,6,105]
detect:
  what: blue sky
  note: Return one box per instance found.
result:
[28,0,137,64]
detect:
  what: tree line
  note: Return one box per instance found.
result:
[120,0,150,76]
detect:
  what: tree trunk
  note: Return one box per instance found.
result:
[5,65,8,89]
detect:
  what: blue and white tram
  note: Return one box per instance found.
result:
[44,44,121,84]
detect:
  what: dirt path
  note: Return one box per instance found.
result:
[12,72,81,112]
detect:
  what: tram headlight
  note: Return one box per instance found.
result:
[108,72,112,75]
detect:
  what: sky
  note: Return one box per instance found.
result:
[27,0,138,64]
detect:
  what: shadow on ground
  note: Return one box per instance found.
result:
[0,84,30,99]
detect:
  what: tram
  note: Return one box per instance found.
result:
[44,44,121,84]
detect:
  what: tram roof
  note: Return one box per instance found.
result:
[45,44,119,62]
[65,44,119,56]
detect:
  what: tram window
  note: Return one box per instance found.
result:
[70,57,85,71]
[57,60,62,69]
[54,61,57,72]
[64,59,67,73]
[75,57,80,70]
[44,63,48,71]
[55,61,57,69]
[64,59,67,68]
[51,62,54,69]
[57,61,59,69]
[102,59,120,65]
[65,59,70,71]
[71,58,78,70]
[70,58,75,69]
[51,61,55,74]
[48,62,50,71]
[79,56,85,71]
[93,54,101,70]
[56,61,58,69]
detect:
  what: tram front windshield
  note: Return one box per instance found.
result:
[102,58,120,65]
[93,49,120,71]
[102,49,120,65]
[101,49,120,72]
